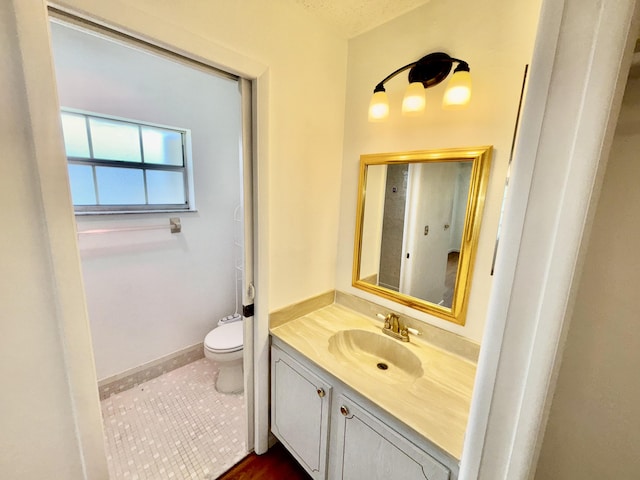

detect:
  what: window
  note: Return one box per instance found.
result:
[60,110,193,213]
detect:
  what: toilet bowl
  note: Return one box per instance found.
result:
[204,319,243,393]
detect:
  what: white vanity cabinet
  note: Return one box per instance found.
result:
[271,341,456,480]
[271,345,332,480]
[334,395,450,480]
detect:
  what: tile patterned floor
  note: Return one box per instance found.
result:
[101,358,247,479]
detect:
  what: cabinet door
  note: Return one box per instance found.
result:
[271,346,331,480]
[334,395,450,480]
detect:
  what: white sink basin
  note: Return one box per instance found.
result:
[328,329,424,383]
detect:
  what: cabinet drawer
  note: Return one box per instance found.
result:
[334,395,450,480]
[271,346,331,480]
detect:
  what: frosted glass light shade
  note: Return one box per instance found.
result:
[402,82,426,115]
[443,70,472,109]
[368,91,389,122]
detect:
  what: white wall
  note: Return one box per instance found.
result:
[1,0,347,475]
[0,17,86,478]
[1,1,108,477]
[450,163,472,252]
[50,22,243,379]
[462,1,639,477]
[534,73,640,480]
[359,165,386,279]
[336,0,542,341]
[53,0,348,313]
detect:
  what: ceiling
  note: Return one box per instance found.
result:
[289,0,432,38]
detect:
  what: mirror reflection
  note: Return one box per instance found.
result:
[360,162,472,307]
[352,147,492,325]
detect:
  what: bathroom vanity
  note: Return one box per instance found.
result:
[270,303,476,480]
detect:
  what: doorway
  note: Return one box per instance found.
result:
[48,12,255,479]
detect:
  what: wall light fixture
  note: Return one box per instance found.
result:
[368,52,472,122]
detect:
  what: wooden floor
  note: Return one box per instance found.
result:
[218,442,311,480]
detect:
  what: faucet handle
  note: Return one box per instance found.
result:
[406,327,421,336]
[377,313,391,329]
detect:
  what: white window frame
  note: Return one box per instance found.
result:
[62,108,196,214]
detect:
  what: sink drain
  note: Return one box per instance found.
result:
[376,362,389,370]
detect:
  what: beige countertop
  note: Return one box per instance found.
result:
[270,303,476,461]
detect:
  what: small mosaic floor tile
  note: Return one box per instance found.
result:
[101,358,246,479]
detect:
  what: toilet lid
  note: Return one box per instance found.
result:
[204,322,243,352]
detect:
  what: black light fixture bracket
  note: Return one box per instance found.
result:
[373,52,469,93]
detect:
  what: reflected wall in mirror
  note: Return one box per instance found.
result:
[352,146,492,325]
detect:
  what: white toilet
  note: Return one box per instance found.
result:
[203,315,244,394]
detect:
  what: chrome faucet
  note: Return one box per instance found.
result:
[381,313,410,342]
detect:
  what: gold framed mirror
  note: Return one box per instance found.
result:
[352,146,492,325]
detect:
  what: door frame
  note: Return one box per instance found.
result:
[48,1,270,455]
[13,1,272,476]
[44,3,273,456]
[460,0,640,478]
